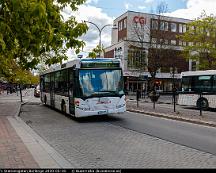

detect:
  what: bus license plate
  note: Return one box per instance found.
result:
[98,110,107,115]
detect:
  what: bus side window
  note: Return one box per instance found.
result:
[44,74,50,92]
[40,76,44,92]
[69,68,74,96]
[198,75,211,92]
[213,75,216,92]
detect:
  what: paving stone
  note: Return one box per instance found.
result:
[20,104,216,168]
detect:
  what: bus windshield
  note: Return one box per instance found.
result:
[79,69,124,97]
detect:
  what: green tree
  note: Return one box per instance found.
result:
[88,45,104,58]
[179,12,216,70]
[0,0,88,71]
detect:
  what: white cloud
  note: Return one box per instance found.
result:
[124,2,133,10]
[138,6,146,10]
[166,0,216,19]
[145,0,154,4]
[86,0,99,4]
[61,5,114,58]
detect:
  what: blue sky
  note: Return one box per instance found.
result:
[87,0,187,18]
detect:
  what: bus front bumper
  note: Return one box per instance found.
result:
[75,107,126,118]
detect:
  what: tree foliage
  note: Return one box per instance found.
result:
[0,0,88,73]
[0,57,39,85]
[88,45,104,58]
[179,12,216,70]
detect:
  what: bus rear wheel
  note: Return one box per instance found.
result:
[196,97,209,110]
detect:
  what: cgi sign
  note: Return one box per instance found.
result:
[133,16,146,25]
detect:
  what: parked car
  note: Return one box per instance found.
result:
[34,85,40,97]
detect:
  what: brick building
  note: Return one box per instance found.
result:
[104,11,194,92]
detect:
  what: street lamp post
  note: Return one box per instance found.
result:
[170,67,176,112]
[84,20,116,57]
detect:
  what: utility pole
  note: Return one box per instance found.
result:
[84,21,116,57]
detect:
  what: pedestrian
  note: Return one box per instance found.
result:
[143,89,146,99]
[6,84,10,95]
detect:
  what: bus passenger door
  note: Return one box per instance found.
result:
[69,69,75,115]
[50,73,55,107]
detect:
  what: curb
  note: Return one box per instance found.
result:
[127,108,216,128]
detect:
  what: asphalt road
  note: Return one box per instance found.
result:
[110,111,216,155]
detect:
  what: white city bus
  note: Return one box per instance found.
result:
[40,58,126,117]
[178,70,216,109]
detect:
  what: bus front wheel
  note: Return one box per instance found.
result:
[44,96,47,105]
[196,97,209,110]
[61,101,66,114]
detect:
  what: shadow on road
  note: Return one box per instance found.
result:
[66,114,123,123]
[182,106,216,112]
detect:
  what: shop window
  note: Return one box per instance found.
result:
[171,40,176,45]
[151,38,157,43]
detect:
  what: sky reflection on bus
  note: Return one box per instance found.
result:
[79,69,124,97]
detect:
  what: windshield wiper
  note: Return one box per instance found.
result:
[99,90,117,93]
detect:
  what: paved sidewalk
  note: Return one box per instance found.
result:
[0,89,72,168]
[0,91,39,168]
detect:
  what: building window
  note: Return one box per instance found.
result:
[160,39,168,45]
[171,40,176,45]
[189,42,193,46]
[118,21,123,31]
[124,18,127,29]
[171,23,177,32]
[151,38,157,43]
[179,41,187,46]
[164,39,169,45]
[160,21,165,30]
[183,24,187,33]
[152,20,158,30]
[179,24,186,33]
[160,21,168,31]
[179,24,183,33]
[128,49,147,69]
[164,22,169,31]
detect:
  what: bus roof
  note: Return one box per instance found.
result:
[80,58,120,63]
[181,70,216,77]
[40,58,121,75]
